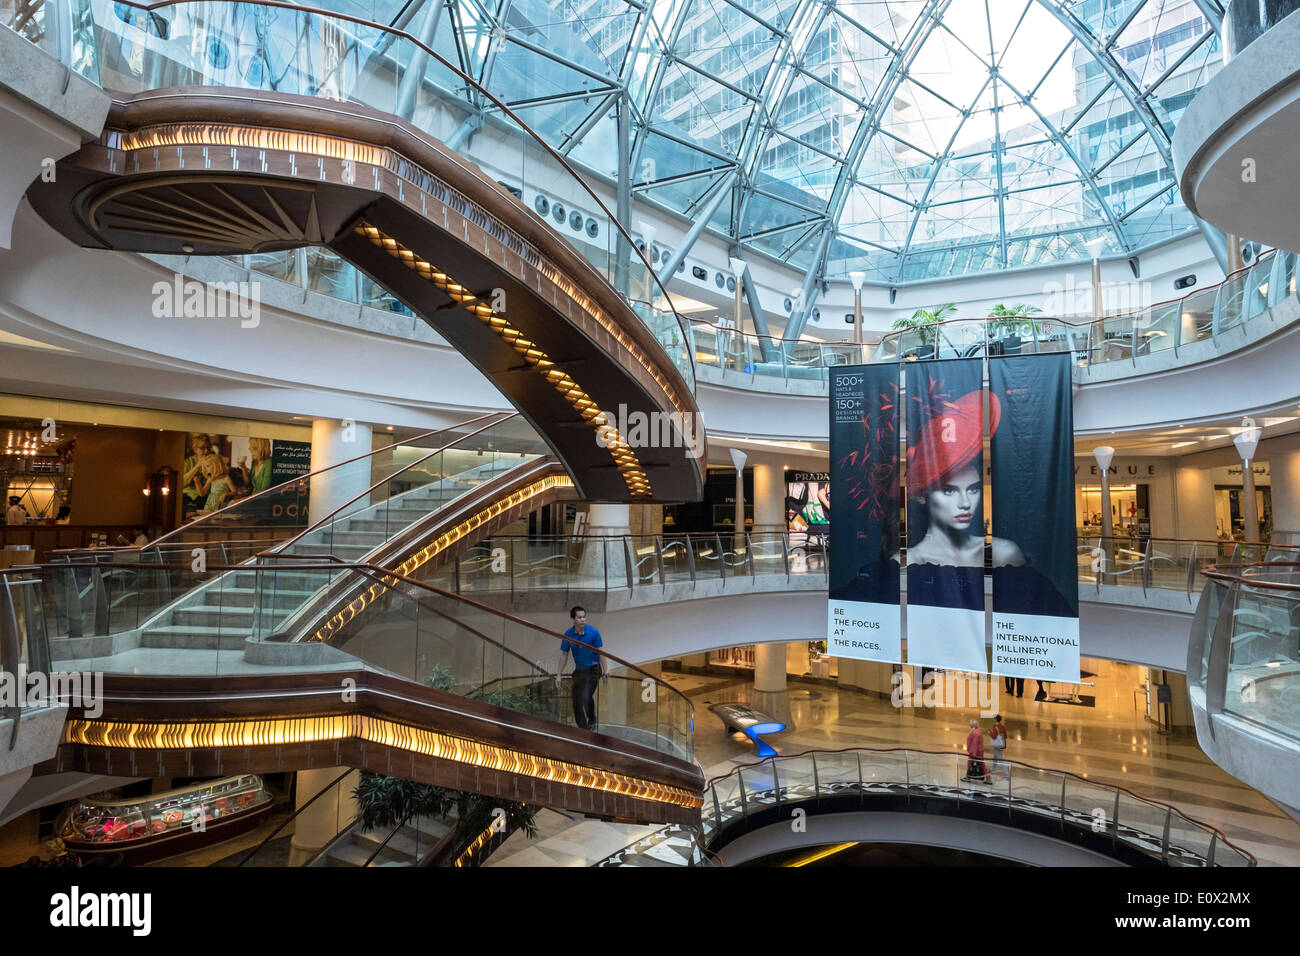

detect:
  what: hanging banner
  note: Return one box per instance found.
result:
[990,353,1080,682]
[904,359,988,673]
[827,365,901,662]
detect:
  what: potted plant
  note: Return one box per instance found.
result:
[891,303,956,359]
[353,772,538,866]
[987,303,1043,354]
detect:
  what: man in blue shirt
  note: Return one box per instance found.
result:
[558,605,606,730]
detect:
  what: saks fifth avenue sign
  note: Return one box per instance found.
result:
[1073,457,1161,480]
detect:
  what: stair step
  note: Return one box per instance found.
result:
[140,625,251,650]
[352,828,423,860]
[206,586,317,608]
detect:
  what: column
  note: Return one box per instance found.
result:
[1268,447,1300,545]
[309,418,374,523]
[288,768,359,866]
[751,462,786,533]
[753,641,792,727]
[577,503,631,587]
[1173,463,1217,541]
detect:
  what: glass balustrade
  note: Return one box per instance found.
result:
[701,748,1254,866]
[680,249,1298,388]
[438,533,1299,602]
[0,556,694,761]
[1194,562,1300,745]
[0,413,529,645]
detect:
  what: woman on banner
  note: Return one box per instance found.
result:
[898,389,1073,616]
[897,390,1019,588]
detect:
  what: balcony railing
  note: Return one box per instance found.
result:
[1192,560,1300,747]
[427,532,1299,604]
[687,248,1296,386]
[699,747,1255,867]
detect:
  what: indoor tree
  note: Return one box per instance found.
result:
[891,302,957,347]
[988,302,1044,339]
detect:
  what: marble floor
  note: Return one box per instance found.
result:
[669,660,1300,868]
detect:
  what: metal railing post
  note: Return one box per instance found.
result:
[782,532,790,579]
[685,536,696,586]
[746,533,755,579]
[1142,537,1153,595]
[623,535,634,591]
[0,575,22,749]
[89,566,108,636]
[1160,807,1172,863]
[770,755,782,804]
[654,535,665,588]
[715,533,725,584]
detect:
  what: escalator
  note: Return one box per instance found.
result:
[11,426,700,827]
[24,0,705,504]
[6,0,709,831]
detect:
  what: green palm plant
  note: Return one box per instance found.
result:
[988,302,1043,338]
[891,302,957,347]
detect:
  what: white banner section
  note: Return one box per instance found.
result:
[991,612,1081,682]
[827,601,901,662]
[905,604,987,674]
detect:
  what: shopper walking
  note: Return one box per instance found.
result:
[558,606,606,731]
[962,719,989,784]
[1003,675,1024,697]
[990,714,1008,778]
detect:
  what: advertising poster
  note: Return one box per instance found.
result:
[786,470,830,545]
[827,365,901,663]
[904,359,988,673]
[989,354,1080,682]
[182,434,311,525]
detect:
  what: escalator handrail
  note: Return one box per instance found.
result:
[262,411,519,556]
[13,553,691,716]
[376,567,692,712]
[83,0,695,378]
[145,411,504,553]
[235,766,353,866]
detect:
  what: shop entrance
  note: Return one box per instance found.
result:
[1215,485,1271,542]
[1076,483,1150,538]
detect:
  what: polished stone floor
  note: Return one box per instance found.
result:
[671,659,1300,868]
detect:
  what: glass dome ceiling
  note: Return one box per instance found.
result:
[339,0,1225,282]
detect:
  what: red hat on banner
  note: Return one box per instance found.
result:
[907,390,1000,497]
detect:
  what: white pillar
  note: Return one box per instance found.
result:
[309,418,374,523]
[753,641,792,727]
[288,768,359,866]
[751,462,786,533]
[1242,463,1260,544]
[1268,448,1300,545]
[1174,463,1218,541]
[577,503,631,586]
